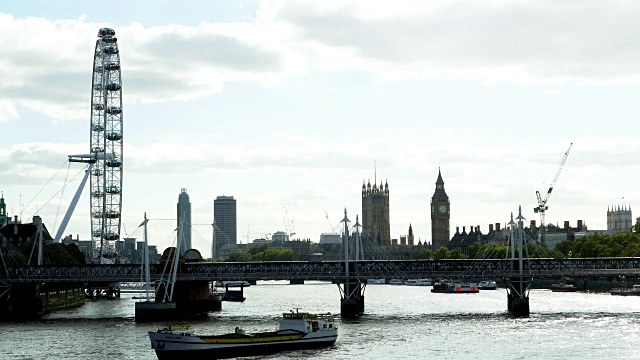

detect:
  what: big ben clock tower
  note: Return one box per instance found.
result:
[430,168,450,250]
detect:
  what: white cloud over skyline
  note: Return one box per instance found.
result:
[1,1,640,256]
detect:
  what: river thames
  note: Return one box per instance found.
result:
[3,281,640,359]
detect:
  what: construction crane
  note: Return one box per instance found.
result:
[534,142,573,243]
[284,206,296,240]
[324,210,337,232]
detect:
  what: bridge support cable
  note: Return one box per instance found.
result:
[504,207,532,317]
[54,160,95,243]
[338,209,365,317]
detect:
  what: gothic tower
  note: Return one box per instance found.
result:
[0,193,6,227]
[607,204,632,232]
[408,224,414,246]
[430,168,450,250]
[362,179,390,245]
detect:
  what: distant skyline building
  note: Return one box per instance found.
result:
[0,193,6,227]
[214,195,237,258]
[431,168,450,250]
[177,188,192,251]
[607,204,632,233]
[361,178,390,245]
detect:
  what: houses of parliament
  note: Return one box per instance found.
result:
[361,169,630,260]
[360,169,451,259]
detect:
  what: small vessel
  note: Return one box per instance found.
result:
[214,280,251,288]
[550,283,578,292]
[431,282,479,293]
[611,284,640,296]
[406,279,433,286]
[148,310,338,359]
[389,279,405,285]
[366,278,386,284]
[219,282,249,302]
[477,280,497,290]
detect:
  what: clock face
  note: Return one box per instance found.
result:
[439,205,447,213]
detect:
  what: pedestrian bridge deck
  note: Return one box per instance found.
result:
[2,257,640,283]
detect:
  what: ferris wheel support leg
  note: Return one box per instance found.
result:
[54,163,93,243]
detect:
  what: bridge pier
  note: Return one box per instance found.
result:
[339,279,365,318]
[0,283,43,320]
[504,276,531,317]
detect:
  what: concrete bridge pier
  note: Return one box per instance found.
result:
[0,283,43,320]
[339,279,365,318]
[504,276,531,317]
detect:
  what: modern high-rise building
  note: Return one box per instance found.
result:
[361,179,390,245]
[430,168,450,250]
[177,188,192,251]
[213,195,237,258]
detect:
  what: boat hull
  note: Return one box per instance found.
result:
[550,286,577,292]
[611,289,640,296]
[149,331,337,359]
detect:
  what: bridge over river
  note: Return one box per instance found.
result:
[3,257,640,283]
[2,257,639,320]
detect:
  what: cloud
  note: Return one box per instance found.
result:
[0,13,298,121]
[0,99,18,121]
[271,0,640,84]
[5,1,640,123]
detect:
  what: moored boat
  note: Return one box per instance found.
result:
[431,282,479,293]
[148,310,338,359]
[366,278,386,284]
[550,283,577,292]
[611,284,640,296]
[389,279,405,285]
[477,280,497,290]
[407,279,433,286]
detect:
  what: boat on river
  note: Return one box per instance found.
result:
[431,282,479,293]
[406,279,433,286]
[611,284,640,296]
[477,280,497,290]
[148,310,338,359]
[550,283,578,292]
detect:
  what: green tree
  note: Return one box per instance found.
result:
[414,249,432,260]
[248,244,269,256]
[227,252,252,262]
[555,240,573,257]
[432,246,449,260]
[632,218,640,234]
[467,243,481,258]
[448,248,463,259]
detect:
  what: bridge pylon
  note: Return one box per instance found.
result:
[338,208,366,317]
[505,207,532,317]
[339,277,365,317]
[504,275,531,317]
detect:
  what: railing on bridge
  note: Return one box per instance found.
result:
[2,258,640,283]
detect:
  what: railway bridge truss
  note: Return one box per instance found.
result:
[2,257,640,283]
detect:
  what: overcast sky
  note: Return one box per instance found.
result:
[1,0,639,257]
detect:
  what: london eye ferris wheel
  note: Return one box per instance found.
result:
[89,28,123,261]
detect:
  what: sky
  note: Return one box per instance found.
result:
[2,0,640,257]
